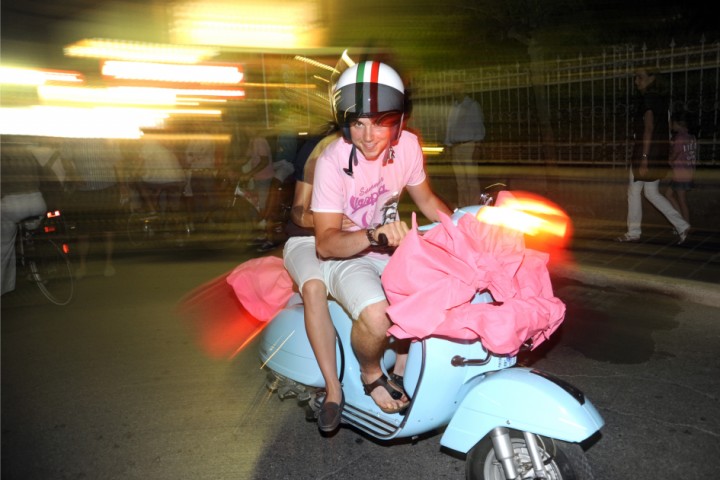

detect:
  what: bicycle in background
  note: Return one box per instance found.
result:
[16,209,74,305]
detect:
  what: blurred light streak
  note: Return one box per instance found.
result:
[258,330,294,367]
[102,61,243,84]
[39,85,177,106]
[177,273,272,361]
[64,38,218,64]
[0,106,168,138]
[422,146,445,155]
[477,192,570,239]
[143,132,231,142]
[293,55,336,73]
[38,85,244,106]
[1,67,84,86]
[242,82,314,89]
[170,0,323,49]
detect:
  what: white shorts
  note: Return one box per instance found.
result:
[320,255,389,320]
[283,236,324,291]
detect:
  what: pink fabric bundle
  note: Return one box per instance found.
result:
[383,208,565,356]
[226,256,295,321]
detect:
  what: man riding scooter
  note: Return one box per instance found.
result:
[311,60,452,420]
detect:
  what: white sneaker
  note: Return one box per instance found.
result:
[614,233,640,243]
[677,227,691,245]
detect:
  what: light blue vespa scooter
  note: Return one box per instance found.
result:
[259,205,604,480]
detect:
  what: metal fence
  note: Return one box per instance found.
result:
[409,39,720,166]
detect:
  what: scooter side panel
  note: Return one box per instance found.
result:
[440,367,605,453]
[397,338,487,438]
[259,305,329,387]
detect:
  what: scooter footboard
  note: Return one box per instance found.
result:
[440,367,604,454]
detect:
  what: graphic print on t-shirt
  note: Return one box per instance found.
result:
[349,176,400,228]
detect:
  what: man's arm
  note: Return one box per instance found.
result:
[640,109,654,175]
[290,180,314,228]
[314,211,373,259]
[406,179,453,222]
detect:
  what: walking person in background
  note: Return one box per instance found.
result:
[238,128,275,244]
[665,110,697,224]
[1,141,48,295]
[138,138,185,214]
[615,66,690,245]
[445,85,485,207]
[185,126,217,226]
[62,137,125,278]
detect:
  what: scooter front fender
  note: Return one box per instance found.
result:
[440,367,604,454]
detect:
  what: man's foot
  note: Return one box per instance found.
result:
[389,372,404,391]
[614,233,640,243]
[317,390,344,433]
[677,226,691,245]
[362,374,409,414]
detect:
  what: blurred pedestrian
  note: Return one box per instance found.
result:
[138,138,185,214]
[62,137,124,278]
[1,141,48,294]
[185,125,217,225]
[615,66,690,245]
[240,128,274,213]
[237,128,275,243]
[28,136,71,211]
[665,110,697,224]
[445,85,485,207]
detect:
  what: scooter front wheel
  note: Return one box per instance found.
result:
[466,430,594,480]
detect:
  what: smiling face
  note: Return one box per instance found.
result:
[348,115,399,160]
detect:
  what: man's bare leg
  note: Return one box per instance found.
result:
[352,300,408,411]
[303,279,342,405]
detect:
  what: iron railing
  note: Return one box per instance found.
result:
[409,39,720,166]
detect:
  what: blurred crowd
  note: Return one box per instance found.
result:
[0,121,310,284]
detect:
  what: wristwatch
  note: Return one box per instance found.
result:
[366,228,379,246]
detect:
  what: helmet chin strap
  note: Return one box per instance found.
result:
[344,140,397,178]
[343,145,358,177]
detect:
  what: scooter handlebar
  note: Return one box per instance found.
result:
[378,233,389,246]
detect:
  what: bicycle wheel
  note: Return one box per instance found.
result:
[28,239,74,306]
[127,212,154,247]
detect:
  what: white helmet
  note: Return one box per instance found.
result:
[331,61,405,126]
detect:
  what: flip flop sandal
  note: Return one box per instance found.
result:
[362,374,409,414]
[389,372,404,391]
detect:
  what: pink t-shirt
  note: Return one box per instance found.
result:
[311,130,427,257]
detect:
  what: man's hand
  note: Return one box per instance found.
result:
[375,221,410,247]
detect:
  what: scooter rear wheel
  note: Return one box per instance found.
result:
[465,430,594,480]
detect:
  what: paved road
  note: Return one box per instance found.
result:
[2,247,719,479]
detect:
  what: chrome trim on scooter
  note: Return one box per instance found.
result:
[342,403,402,437]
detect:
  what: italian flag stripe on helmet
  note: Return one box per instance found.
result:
[370,62,380,113]
[354,61,383,113]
